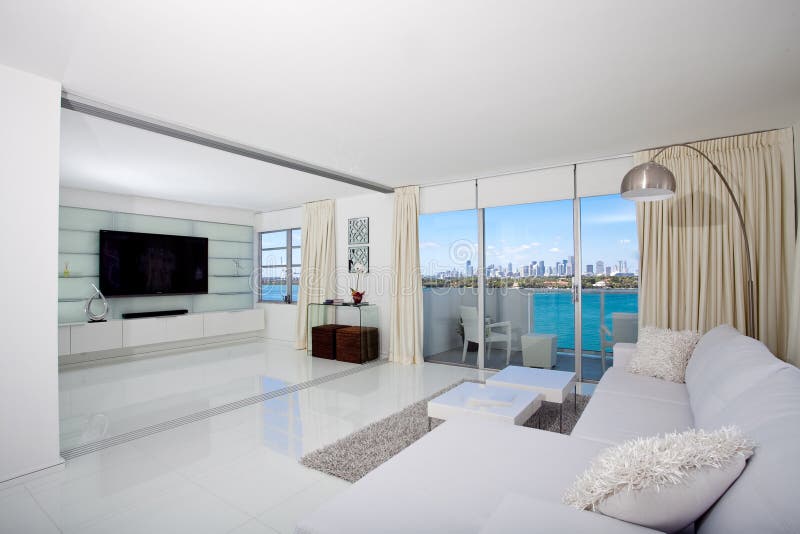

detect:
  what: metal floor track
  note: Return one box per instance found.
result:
[61,359,388,460]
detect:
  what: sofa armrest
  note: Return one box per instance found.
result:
[478,494,661,533]
[612,342,637,369]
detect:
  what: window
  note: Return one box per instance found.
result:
[260,228,301,303]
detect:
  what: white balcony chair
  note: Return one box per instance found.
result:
[600,312,638,372]
[460,306,512,365]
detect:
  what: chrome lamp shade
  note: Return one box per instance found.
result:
[620,161,677,201]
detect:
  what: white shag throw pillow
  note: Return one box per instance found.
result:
[563,427,754,533]
[627,326,701,383]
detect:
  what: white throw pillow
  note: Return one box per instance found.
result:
[627,326,701,383]
[563,427,754,533]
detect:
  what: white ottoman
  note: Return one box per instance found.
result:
[520,333,557,368]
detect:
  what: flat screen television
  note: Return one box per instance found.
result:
[99,230,208,297]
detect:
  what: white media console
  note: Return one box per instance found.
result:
[58,308,265,357]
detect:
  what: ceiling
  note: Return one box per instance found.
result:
[2,1,800,207]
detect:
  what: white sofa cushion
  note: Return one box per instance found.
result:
[595,367,689,406]
[571,391,693,446]
[565,427,753,533]
[479,493,661,533]
[695,366,800,534]
[628,326,701,383]
[686,325,788,424]
[296,417,608,534]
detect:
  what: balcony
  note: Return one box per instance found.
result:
[423,287,638,381]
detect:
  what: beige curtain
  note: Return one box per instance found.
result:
[636,128,795,359]
[294,199,336,350]
[389,186,424,364]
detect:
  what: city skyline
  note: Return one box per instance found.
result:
[419,194,639,277]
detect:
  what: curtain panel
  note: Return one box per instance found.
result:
[294,199,336,350]
[389,186,424,364]
[636,128,795,359]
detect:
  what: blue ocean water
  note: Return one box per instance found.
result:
[533,291,638,352]
[261,284,299,303]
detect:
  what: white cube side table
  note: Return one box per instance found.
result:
[486,366,577,432]
[427,382,543,430]
[520,333,557,368]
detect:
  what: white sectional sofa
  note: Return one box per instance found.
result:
[296,325,800,533]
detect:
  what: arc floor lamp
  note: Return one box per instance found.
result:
[619,144,756,338]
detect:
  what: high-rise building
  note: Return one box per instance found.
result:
[605,266,612,276]
[522,265,530,276]
[586,264,594,274]
[465,260,473,277]
[507,262,513,274]
[537,260,545,276]
[596,260,605,275]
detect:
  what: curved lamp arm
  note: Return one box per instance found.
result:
[650,144,756,338]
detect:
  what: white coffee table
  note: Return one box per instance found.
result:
[427,382,543,429]
[486,366,577,432]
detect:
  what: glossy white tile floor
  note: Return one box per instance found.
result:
[5,347,486,533]
[59,339,355,450]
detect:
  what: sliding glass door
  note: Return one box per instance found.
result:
[483,200,576,372]
[579,194,639,380]
[419,209,479,367]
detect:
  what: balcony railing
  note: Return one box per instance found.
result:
[422,286,638,357]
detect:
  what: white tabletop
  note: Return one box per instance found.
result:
[486,366,576,403]
[427,382,542,426]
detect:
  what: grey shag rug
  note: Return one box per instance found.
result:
[300,380,590,482]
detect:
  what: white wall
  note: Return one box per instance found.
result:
[255,207,303,341]
[0,64,63,482]
[60,187,255,226]
[335,193,394,355]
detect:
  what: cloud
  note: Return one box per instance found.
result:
[619,239,631,245]
[548,247,560,253]
[419,241,441,249]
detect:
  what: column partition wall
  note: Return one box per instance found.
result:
[419,156,639,382]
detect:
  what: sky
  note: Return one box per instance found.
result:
[419,194,639,276]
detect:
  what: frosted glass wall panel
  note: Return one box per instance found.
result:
[59,254,99,277]
[209,240,252,259]
[58,276,100,300]
[58,206,254,323]
[59,230,98,254]
[114,212,194,235]
[209,258,253,276]
[208,276,252,294]
[59,301,86,324]
[59,206,113,231]
[193,293,253,313]
[193,221,252,242]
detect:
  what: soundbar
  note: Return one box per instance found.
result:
[121,309,189,319]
